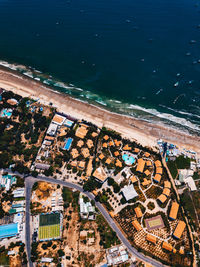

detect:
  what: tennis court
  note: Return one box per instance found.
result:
[145,215,164,231]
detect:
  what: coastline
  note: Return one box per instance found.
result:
[0,66,200,155]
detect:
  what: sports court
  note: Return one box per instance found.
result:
[145,215,164,231]
[39,213,61,240]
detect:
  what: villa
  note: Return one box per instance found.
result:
[103,135,109,141]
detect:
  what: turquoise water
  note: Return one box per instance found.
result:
[0,223,18,238]
[0,0,200,134]
[63,138,73,150]
[122,154,135,165]
[0,109,12,118]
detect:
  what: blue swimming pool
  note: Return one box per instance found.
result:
[0,108,12,118]
[122,154,135,165]
[63,138,73,150]
[0,223,18,239]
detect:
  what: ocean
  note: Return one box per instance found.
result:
[0,0,200,134]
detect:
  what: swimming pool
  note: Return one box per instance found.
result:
[0,223,18,239]
[63,138,73,150]
[122,154,135,165]
[0,108,12,118]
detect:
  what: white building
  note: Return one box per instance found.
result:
[179,169,197,191]
[79,193,95,220]
[46,123,58,136]
[121,184,138,201]
[107,245,129,266]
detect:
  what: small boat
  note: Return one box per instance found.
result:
[174,82,179,87]
[176,73,180,77]
[190,40,196,44]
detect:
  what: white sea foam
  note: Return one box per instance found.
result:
[1,58,200,133]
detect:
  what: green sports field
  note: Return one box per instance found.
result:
[39,224,60,240]
[38,213,61,240]
[39,213,60,226]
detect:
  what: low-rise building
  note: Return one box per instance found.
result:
[121,184,138,201]
[107,245,129,266]
[173,221,186,239]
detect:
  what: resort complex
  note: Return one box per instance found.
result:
[0,88,200,267]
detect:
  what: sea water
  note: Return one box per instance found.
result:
[0,0,200,134]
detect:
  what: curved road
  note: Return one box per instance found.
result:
[24,174,165,267]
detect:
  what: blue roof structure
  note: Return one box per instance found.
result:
[0,223,18,239]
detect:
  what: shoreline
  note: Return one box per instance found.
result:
[0,65,200,155]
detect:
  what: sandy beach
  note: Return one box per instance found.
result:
[0,66,200,155]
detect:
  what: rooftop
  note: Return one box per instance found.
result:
[121,184,138,201]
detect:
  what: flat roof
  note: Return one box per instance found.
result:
[121,184,138,201]
[0,223,18,239]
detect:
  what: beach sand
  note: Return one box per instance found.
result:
[0,66,200,155]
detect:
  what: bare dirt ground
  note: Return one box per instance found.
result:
[62,204,106,267]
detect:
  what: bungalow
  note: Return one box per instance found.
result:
[173,221,186,239]
[136,158,145,173]
[146,234,157,244]
[102,143,108,148]
[134,207,142,218]
[109,141,114,147]
[87,139,93,148]
[157,194,167,204]
[163,188,170,197]
[134,148,140,153]
[164,181,171,189]
[123,144,132,151]
[105,158,112,165]
[130,175,137,184]
[144,170,151,177]
[81,148,90,158]
[99,153,105,160]
[162,242,173,252]
[146,160,152,167]
[144,152,150,157]
[92,132,98,138]
[71,148,79,159]
[114,151,120,157]
[132,219,142,231]
[114,139,121,146]
[115,159,122,168]
[103,135,109,141]
[77,140,84,147]
[155,160,162,167]
[153,174,162,183]
[156,167,163,175]
[46,123,58,136]
[78,161,85,169]
[169,201,179,220]
[75,124,88,139]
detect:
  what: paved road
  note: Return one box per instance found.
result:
[25,178,34,267]
[24,174,165,267]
